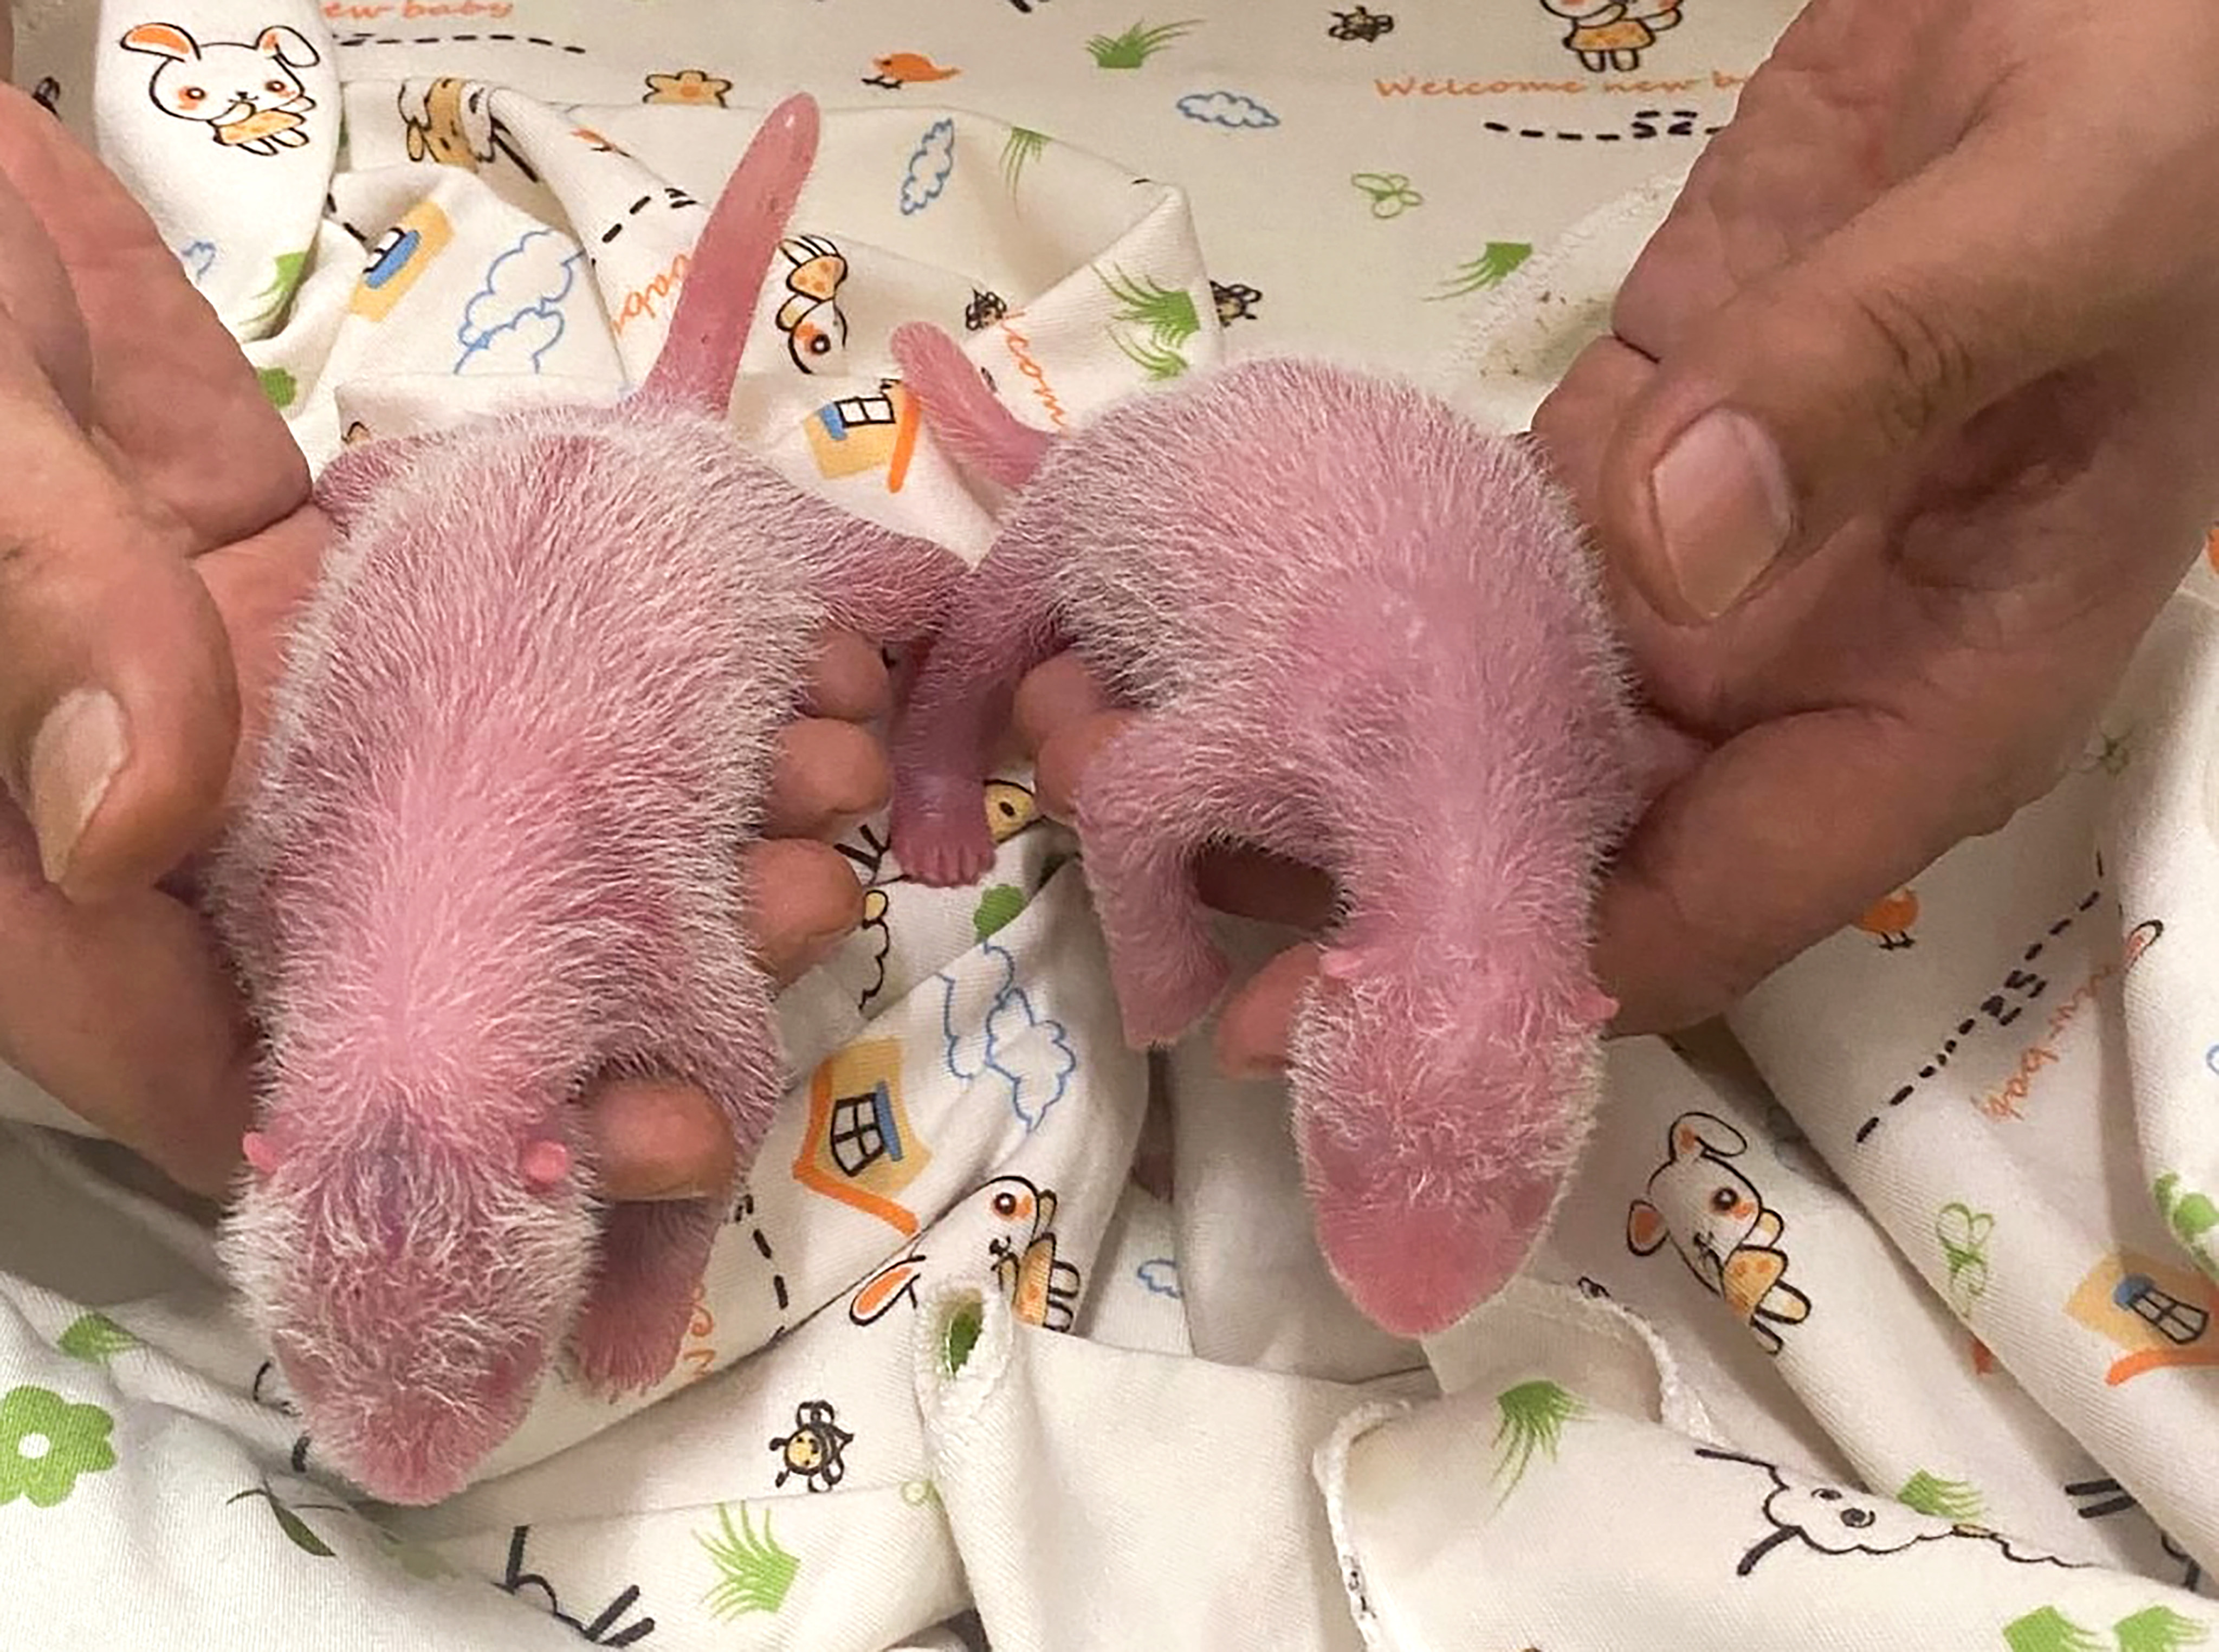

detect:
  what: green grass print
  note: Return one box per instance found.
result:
[1489,1380,1583,1505]
[1001,126,1049,195]
[698,1501,800,1619]
[2005,1605,2212,1652]
[1099,265,1202,379]
[245,249,310,334]
[1896,1469,1984,1524]
[1428,242,1534,301]
[1086,20,1199,69]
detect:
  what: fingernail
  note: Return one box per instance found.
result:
[1650,409,1795,620]
[27,690,126,886]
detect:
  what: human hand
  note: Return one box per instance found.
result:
[1534,0,2219,1030]
[1019,0,2219,1065]
[0,85,884,1198]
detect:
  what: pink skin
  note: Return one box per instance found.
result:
[202,95,965,1505]
[890,321,1658,1335]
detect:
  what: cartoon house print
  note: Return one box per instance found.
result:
[121,21,320,155]
[792,1039,932,1239]
[850,1175,1082,1332]
[350,200,454,322]
[803,381,920,490]
[2064,1248,2219,1387]
[1627,1111,1813,1354]
[1693,1447,2071,1577]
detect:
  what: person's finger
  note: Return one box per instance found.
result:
[1530,334,1655,527]
[0,169,94,427]
[743,835,864,984]
[0,816,254,1195]
[802,629,891,723]
[1013,653,1116,760]
[1596,99,2195,627]
[1214,942,1323,1080]
[0,85,307,546]
[1594,708,2012,1033]
[190,508,329,831]
[589,832,875,1202]
[0,387,240,901]
[762,720,890,840]
[1032,708,1132,822]
[586,1077,735,1202]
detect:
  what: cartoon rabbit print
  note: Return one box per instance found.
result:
[1539,0,1683,73]
[121,21,320,155]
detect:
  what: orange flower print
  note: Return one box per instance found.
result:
[643,69,732,107]
[1854,888,1919,951]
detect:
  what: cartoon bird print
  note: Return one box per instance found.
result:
[1854,887,1919,951]
[768,1400,853,1492]
[849,1174,1083,1332]
[984,1177,1083,1331]
[863,52,961,91]
[775,235,850,375]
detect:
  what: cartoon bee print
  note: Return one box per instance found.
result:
[775,235,850,375]
[769,1400,853,1492]
[1328,6,1395,42]
[1212,280,1263,325]
[965,288,1010,331]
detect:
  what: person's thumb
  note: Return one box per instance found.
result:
[1597,113,2164,626]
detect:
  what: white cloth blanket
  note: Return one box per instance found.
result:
[4,2,2219,1647]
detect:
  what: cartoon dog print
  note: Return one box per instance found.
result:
[850,1175,1082,1332]
[1538,0,1683,73]
[1627,1111,1813,1353]
[1694,1448,2075,1577]
[775,235,850,375]
[395,76,536,180]
[120,22,319,156]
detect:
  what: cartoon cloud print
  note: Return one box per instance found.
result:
[455,228,585,374]
[1175,90,1280,129]
[1694,1448,2078,1577]
[936,940,1077,1130]
[900,118,957,215]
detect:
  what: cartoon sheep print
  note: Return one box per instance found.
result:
[1626,1111,1813,1353]
[120,22,319,154]
[1692,1449,2075,1578]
